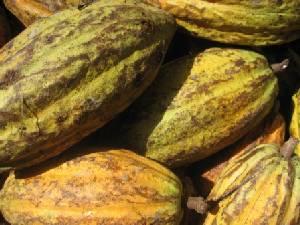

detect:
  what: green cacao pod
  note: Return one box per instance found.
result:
[3,0,85,26]
[99,48,278,167]
[0,7,10,47]
[0,0,176,170]
[0,148,183,225]
[203,138,300,225]
[147,0,300,46]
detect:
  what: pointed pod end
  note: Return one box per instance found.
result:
[271,59,289,73]
[280,137,299,159]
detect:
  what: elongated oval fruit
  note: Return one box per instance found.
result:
[0,148,183,225]
[3,0,81,26]
[100,48,278,167]
[201,138,300,225]
[194,111,286,197]
[0,0,176,169]
[0,7,10,47]
[147,0,300,46]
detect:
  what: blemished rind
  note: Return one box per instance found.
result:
[102,48,278,167]
[204,144,300,225]
[3,0,85,26]
[290,91,300,156]
[0,149,183,225]
[0,0,176,169]
[150,0,300,46]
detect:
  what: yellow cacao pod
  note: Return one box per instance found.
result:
[3,0,84,26]
[203,138,300,225]
[194,112,286,196]
[0,0,176,170]
[0,148,183,225]
[290,89,300,156]
[100,48,278,167]
[148,0,300,46]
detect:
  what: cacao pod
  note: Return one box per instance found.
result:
[0,7,10,47]
[0,0,176,169]
[194,111,286,197]
[99,48,278,167]
[202,138,300,225]
[147,0,300,46]
[290,89,300,156]
[0,148,183,225]
[3,0,84,26]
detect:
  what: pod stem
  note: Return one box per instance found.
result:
[187,196,208,214]
[0,167,12,175]
[271,59,289,74]
[280,137,299,159]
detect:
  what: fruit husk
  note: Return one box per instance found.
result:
[0,0,176,170]
[290,67,300,157]
[202,139,300,225]
[0,147,183,225]
[98,47,278,167]
[147,0,300,46]
[192,111,286,197]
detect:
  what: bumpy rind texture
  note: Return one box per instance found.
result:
[204,144,300,225]
[0,149,183,225]
[290,90,300,156]
[3,0,87,26]
[0,0,176,169]
[101,48,278,167]
[149,0,300,46]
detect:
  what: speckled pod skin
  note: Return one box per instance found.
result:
[102,48,278,167]
[203,143,300,225]
[0,149,183,225]
[148,0,300,46]
[0,7,10,47]
[0,0,176,170]
[3,0,86,26]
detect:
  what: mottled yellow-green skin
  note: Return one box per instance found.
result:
[204,144,300,225]
[150,0,300,46]
[0,149,183,225]
[4,0,88,26]
[0,0,176,169]
[101,48,278,167]
[290,91,300,156]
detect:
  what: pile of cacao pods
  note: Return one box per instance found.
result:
[0,0,299,224]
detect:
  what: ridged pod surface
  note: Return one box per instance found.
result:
[0,0,176,169]
[147,0,300,46]
[0,7,10,47]
[290,89,300,156]
[0,149,183,225]
[3,0,85,26]
[195,112,286,196]
[203,142,300,225]
[101,48,278,167]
